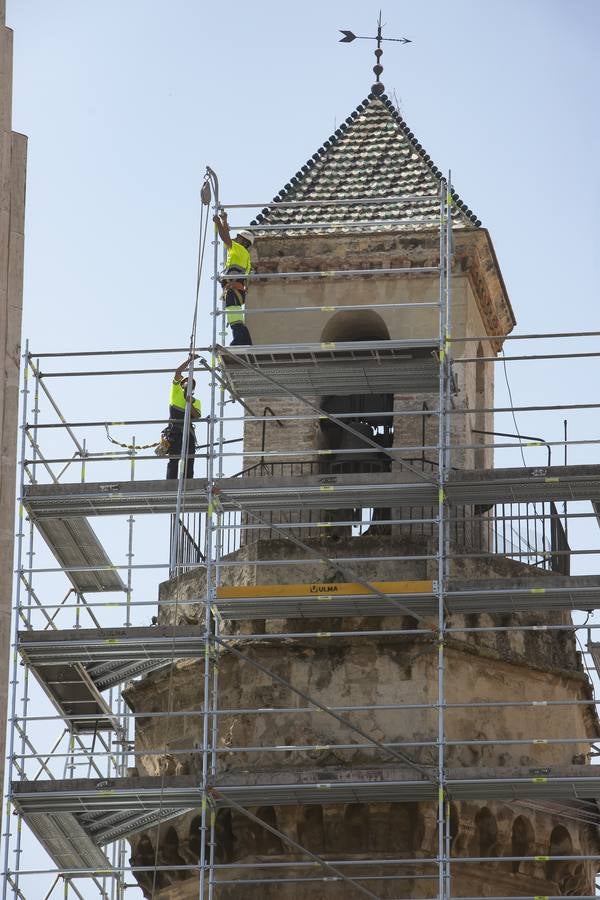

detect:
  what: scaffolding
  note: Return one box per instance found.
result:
[2,176,600,900]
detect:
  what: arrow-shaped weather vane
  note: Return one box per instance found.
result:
[340,11,411,97]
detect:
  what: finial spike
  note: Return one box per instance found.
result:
[339,13,411,95]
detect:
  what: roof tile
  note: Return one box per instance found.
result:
[253,93,480,233]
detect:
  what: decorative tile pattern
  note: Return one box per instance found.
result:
[253,92,480,233]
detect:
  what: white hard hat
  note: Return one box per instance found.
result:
[237,229,255,246]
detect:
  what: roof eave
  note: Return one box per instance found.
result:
[455,227,516,351]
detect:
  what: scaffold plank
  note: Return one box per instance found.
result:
[18,624,205,667]
[212,767,436,805]
[14,766,600,823]
[12,774,202,814]
[447,464,600,505]
[30,658,118,733]
[22,465,600,522]
[21,810,111,869]
[449,574,600,614]
[20,626,204,727]
[35,516,126,593]
[81,806,186,845]
[216,580,435,618]
[219,340,441,397]
[587,642,600,679]
[211,764,600,806]
[12,776,194,847]
[22,473,422,518]
[215,575,600,619]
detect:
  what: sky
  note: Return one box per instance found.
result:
[6,0,600,482]
[4,0,600,897]
[8,0,600,355]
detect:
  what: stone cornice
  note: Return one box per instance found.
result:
[454,228,516,352]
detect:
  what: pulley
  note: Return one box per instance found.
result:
[200,179,211,206]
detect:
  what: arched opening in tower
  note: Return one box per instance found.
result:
[511,814,534,874]
[316,310,393,536]
[545,825,573,887]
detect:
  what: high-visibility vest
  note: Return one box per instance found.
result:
[225,240,251,275]
[224,287,245,326]
[169,381,201,421]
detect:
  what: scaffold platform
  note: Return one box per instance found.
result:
[13,766,600,847]
[586,641,600,678]
[35,516,126,593]
[215,574,600,619]
[22,465,600,524]
[19,810,111,871]
[211,763,600,806]
[216,580,435,618]
[30,661,117,733]
[219,339,442,397]
[11,775,200,864]
[18,624,205,668]
[20,626,203,732]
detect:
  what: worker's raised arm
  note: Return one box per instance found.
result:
[173,354,198,382]
[213,210,232,248]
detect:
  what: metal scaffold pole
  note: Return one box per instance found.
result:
[441,176,454,900]
[1,346,29,900]
[200,165,221,900]
[437,179,449,900]
[208,176,229,900]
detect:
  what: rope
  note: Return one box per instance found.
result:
[502,348,528,468]
[103,423,159,451]
[150,172,212,899]
[174,173,211,548]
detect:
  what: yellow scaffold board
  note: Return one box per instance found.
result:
[216,580,433,600]
[213,580,436,619]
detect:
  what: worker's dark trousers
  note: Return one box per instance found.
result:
[225,286,252,346]
[166,428,196,480]
[230,322,253,345]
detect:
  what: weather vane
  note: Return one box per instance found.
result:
[340,11,411,97]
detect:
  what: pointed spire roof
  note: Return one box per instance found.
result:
[253,92,480,232]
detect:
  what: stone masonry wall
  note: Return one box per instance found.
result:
[131,802,598,900]
[125,534,600,898]
[240,228,496,479]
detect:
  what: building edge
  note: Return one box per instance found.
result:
[0,8,27,814]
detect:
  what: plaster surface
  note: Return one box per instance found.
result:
[0,2,26,810]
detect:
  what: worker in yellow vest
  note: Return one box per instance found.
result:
[213,210,254,346]
[166,355,202,480]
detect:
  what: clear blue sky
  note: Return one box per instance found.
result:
[8,0,600,354]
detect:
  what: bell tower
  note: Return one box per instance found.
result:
[239,93,514,543]
[124,92,600,899]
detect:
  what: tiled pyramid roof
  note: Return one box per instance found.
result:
[253,92,480,232]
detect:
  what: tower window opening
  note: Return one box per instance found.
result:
[316,310,393,536]
[353,507,374,537]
